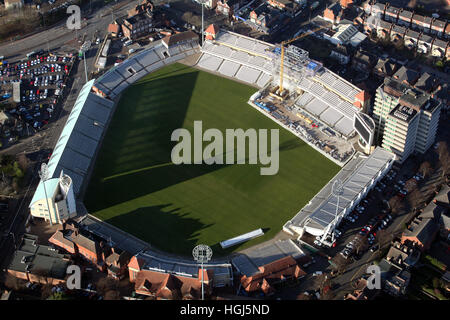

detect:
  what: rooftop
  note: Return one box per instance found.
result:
[287,148,395,234]
[8,234,70,280]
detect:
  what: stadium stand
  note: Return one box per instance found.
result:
[79,215,233,288]
[196,30,274,88]
[93,34,200,99]
[40,80,115,196]
[283,147,395,237]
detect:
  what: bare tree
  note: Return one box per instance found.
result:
[389,196,404,216]
[96,277,119,296]
[376,229,393,247]
[407,188,422,214]
[181,11,193,24]
[16,154,29,172]
[437,142,449,179]
[418,161,432,179]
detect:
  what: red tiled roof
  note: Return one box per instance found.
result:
[205,24,219,35]
[241,256,305,294]
[134,269,204,298]
[49,231,76,253]
[128,255,145,271]
[355,90,370,102]
[108,24,120,34]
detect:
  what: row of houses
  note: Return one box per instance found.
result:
[7,212,312,299]
[364,2,450,39]
[375,20,449,58]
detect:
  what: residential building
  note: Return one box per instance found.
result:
[49,222,103,266]
[430,19,446,37]
[397,10,413,28]
[381,89,441,162]
[417,34,433,54]
[322,3,343,24]
[231,240,308,296]
[401,207,441,251]
[372,77,408,135]
[249,4,284,33]
[377,20,392,39]
[216,0,242,18]
[385,242,420,268]
[351,50,376,73]
[384,268,411,296]
[7,234,70,285]
[430,39,449,59]
[393,66,420,86]
[390,24,406,43]
[403,29,420,50]
[267,0,301,17]
[414,72,438,93]
[330,45,351,65]
[122,11,154,40]
[373,58,398,78]
[383,5,400,23]
[29,171,77,225]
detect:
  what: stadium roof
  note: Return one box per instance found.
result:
[29,177,60,208]
[231,240,306,277]
[286,148,395,235]
[31,80,115,200]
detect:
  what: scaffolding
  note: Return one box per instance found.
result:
[271,44,310,91]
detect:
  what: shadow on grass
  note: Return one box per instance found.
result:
[105,204,214,256]
[85,68,232,211]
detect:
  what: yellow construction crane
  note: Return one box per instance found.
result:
[276,26,324,97]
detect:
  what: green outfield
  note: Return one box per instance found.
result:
[84,63,340,256]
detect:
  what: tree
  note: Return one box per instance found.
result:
[407,188,422,214]
[418,161,432,179]
[437,142,449,179]
[389,196,404,216]
[96,277,119,296]
[376,229,393,247]
[16,154,29,172]
[181,11,193,24]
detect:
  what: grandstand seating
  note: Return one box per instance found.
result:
[196,31,275,88]
[95,39,200,99]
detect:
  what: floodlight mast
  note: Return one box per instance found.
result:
[193,244,212,300]
[321,179,344,243]
[38,163,53,226]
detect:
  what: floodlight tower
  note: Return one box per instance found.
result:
[193,244,212,300]
[198,0,207,44]
[38,163,53,226]
[321,179,344,243]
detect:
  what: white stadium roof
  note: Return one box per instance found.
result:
[285,147,395,236]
